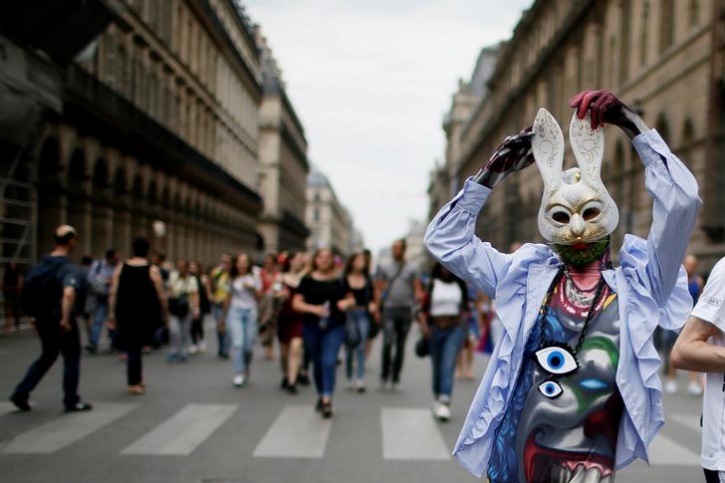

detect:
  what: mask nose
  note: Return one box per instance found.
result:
[570,213,586,238]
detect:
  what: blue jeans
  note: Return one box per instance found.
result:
[212,303,229,356]
[303,323,345,398]
[429,324,465,401]
[228,307,257,374]
[13,320,81,409]
[89,299,113,348]
[345,309,370,381]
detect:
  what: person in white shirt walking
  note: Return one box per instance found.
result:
[672,256,725,483]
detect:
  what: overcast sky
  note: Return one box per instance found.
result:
[244,0,533,253]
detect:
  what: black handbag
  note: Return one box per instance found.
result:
[344,313,361,348]
[168,294,189,318]
[415,336,430,358]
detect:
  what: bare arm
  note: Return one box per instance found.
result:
[60,286,76,332]
[671,316,725,372]
[150,266,168,325]
[107,265,122,328]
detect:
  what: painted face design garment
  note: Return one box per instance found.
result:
[488,275,622,483]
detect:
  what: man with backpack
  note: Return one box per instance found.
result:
[86,248,120,354]
[9,225,93,412]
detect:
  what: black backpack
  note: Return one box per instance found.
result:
[20,260,67,319]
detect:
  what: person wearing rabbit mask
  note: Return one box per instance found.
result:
[425,90,701,483]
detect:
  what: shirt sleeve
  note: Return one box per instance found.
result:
[691,259,725,333]
[632,129,702,305]
[187,277,198,294]
[62,266,79,289]
[424,178,514,298]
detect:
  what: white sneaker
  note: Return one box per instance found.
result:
[433,402,451,421]
[189,345,198,355]
[233,374,246,387]
[665,379,677,394]
[198,341,207,353]
[688,380,703,396]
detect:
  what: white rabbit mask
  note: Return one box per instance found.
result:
[532,108,619,246]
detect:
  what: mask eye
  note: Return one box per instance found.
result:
[538,380,563,399]
[535,346,579,376]
[582,207,601,221]
[551,211,570,224]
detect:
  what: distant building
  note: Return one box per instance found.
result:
[255,29,310,254]
[306,167,356,257]
[1,0,268,265]
[431,0,725,269]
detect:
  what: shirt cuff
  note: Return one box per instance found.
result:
[455,178,493,214]
[632,129,671,168]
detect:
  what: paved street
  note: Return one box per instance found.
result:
[0,324,706,483]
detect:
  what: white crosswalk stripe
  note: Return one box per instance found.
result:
[381,408,450,460]
[2,403,138,454]
[121,404,237,456]
[253,405,332,458]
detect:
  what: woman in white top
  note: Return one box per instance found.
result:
[222,253,261,387]
[419,262,469,421]
[167,259,200,363]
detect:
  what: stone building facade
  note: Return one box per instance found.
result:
[255,31,310,255]
[434,0,725,268]
[15,0,265,264]
[306,167,355,257]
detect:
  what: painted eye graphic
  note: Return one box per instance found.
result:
[538,380,563,399]
[534,346,579,376]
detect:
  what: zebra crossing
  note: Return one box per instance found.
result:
[0,402,704,465]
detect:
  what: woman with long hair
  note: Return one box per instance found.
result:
[276,252,308,394]
[222,253,261,387]
[343,252,375,393]
[167,259,200,363]
[293,248,355,418]
[419,262,469,421]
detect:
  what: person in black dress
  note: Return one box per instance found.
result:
[108,238,167,394]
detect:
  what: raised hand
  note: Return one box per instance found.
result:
[568,89,648,139]
[474,128,535,189]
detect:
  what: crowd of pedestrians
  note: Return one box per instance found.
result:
[3,226,711,428]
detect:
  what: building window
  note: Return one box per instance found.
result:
[313,208,320,221]
[689,0,700,27]
[659,0,675,53]
[619,0,632,84]
[640,2,649,65]
[103,34,116,88]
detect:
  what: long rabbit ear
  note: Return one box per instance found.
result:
[532,108,564,192]
[569,112,604,186]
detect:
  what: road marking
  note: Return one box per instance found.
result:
[381,408,450,460]
[2,403,137,454]
[121,404,237,456]
[648,431,701,465]
[253,406,332,458]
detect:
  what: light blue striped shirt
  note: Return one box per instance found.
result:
[424,129,702,478]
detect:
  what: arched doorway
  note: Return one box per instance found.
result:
[36,137,64,258]
[112,167,131,255]
[90,158,112,257]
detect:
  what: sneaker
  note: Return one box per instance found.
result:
[356,380,366,394]
[688,380,703,396]
[433,402,451,422]
[127,385,145,395]
[665,379,677,394]
[85,345,97,355]
[198,341,207,353]
[286,384,298,395]
[281,377,290,390]
[233,374,246,387]
[9,393,30,412]
[189,345,198,355]
[65,401,93,413]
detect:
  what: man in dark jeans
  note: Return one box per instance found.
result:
[375,239,423,389]
[9,225,93,413]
